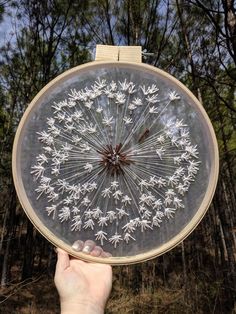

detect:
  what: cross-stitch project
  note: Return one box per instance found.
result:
[13,62,218,263]
[31,78,200,248]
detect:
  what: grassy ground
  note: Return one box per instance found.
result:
[0,277,187,314]
[0,261,235,314]
[1,274,234,314]
[0,276,60,313]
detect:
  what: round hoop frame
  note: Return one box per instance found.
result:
[12,61,219,265]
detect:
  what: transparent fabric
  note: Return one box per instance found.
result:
[16,63,216,259]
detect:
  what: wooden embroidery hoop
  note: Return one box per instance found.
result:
[12,45,219,265]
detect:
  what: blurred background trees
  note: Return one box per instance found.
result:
[0,0,235,313]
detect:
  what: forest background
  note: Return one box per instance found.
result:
[0,0,235,313]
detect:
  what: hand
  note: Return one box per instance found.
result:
[71,239,112,258]
[54,241,112,314]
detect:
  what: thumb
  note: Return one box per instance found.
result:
[56,248,70,273]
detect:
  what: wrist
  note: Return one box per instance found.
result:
[60,300,104,314]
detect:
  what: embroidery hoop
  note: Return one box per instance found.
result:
[12,46,219,265]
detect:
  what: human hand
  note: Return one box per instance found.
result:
[54,241,112,314]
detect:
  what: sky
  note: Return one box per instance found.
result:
[0,5,18,46]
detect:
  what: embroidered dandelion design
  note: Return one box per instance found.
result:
[31,77,200,249]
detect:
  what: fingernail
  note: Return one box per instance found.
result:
[101,252,112,258]
[82,245,92,254]
[72,240,84,251]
